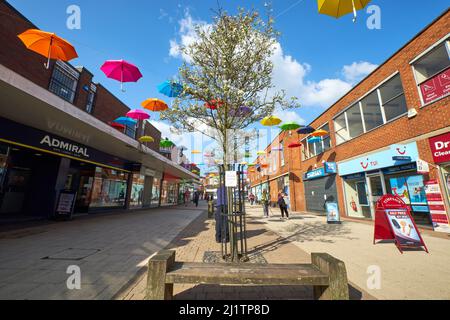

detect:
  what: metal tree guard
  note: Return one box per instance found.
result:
[218,164,248,263]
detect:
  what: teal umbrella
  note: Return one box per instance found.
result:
[280,122,302,131]
[113,117,137,127]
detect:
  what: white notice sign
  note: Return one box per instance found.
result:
[225,171,238,187]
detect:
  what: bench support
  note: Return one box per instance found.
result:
[145,250,175,300]
[311,253,349,300]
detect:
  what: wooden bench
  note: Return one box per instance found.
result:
[145,250,349,300]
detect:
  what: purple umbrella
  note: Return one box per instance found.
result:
[126,109,150,120]
[100,60,143,92]
[230,106,252,117]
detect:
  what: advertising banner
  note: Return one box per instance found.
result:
[326,202,341,224]
[424,180,450,233]
[428,132,450,164]
[386,210,422,247]
[420,67,450,104]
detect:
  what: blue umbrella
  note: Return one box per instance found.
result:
[113,117,137,127]
[307,136,322,143]
[157,80,183,98]
[297,126,316,134]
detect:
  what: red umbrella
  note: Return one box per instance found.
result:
[109,122,125,130]
[205,100,223,110]
[288,142,302,148]
[100,60,143,92]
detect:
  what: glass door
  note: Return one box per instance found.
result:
[367,174,386,219]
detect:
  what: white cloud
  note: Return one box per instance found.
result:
[342,61,378,84]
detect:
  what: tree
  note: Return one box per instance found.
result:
[161,7,299,165]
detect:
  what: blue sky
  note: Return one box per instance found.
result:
[5,0,449,167]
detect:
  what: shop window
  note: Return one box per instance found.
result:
[334,113,349,145]
[151,178,161,206]
[280,141,285,166]
[346,103,364,139]
[49,61,79,103]
[303,124,331,160]
[379,75,408,121]
[361,91,383,131]
[322,124,331,151]
[130,174,145,208]
[89,167,128,208]
[0,145,8,191]
[413,41,450,84]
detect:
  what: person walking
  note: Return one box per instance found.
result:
[193,190,200,207]
[184,190,190,207]
[261,189,269,218]
[248,193,255,206]
[277,192,289,220]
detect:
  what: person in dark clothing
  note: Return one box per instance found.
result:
[193,191,200,207]
[277,192,289,220]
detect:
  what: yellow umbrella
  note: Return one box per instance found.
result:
[138,136,154,143]
[318,0,372,22]
[191,150,201,154]
[257,151,266,156]
[241,161,248,165]
[310,129,329,137]
[260,116,282,126]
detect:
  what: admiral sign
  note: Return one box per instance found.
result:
[429,132,450,164]
[40,135,90,158]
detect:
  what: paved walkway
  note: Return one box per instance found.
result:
[0,204,204,300]
[250,205,450,300]
[118,205,374,300]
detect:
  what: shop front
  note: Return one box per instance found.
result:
[303,163,338,214]
[0,117,135,221]
[339,142,432,225]
[161,173,180,206]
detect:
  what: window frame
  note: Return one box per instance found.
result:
[49,61,79,103]
[301,122,332,161]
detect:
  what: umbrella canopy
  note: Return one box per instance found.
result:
[160,138,174,148]
[260,116,282,126]
[113,117,137,127]
[272,147,283,151]
[318,0,372,22]
[280,122,302,131]
[191,150,201,154]
[241,161,248,165]
[141,98,169,112]
[230,106,252,117]
[138,136,154,143]
[261,164,269,169]
[100,60,143,91]
[205,100,223,110]
[297,126,316,134]
[257,151,266,156]
[109,122,125,130]
[307,136,322,143]
[157,81,183,98]
[126,109,150,121]
[203,152,213,157]
[311,129,329,137]
[18,29,78,69]
[288,142,302,148]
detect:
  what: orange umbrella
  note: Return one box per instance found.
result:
[141,98,168,112]
[311,129,329,137]
[18,29,78,69]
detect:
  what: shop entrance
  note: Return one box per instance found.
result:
[64,160,96,214]
[367,174,386,219]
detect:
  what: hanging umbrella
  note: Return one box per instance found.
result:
[230,106,252,117]
[244,152,252,158]
[141,98,169,112]
[261,164,269,169]
[18,29,78,69]
[307,136,322,143]
[288,142,302,149]
[160,138,174,148]
[191,150,201,154]
[260,116,282,126]
[205,100,223,110]
[280,122,302,131]
[241,161,248,165]
[157,80,183,98]
[100,60,143,92]
[138,136,154,143]
[272,146,283,151]
[297,126,316,134]
[109,122,125,130]
[318,0,372,22]
[257,151,266,156]
[311,129,329,137]
[126,109,150,120]
[113,117,137,127]
[204,152,213,157]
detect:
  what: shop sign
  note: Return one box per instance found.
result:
[420,67,450,104]
[374,195,428,253]
[429,132,450,164]
[338,142,419,176]
[416,159,430,174]
[382,163,417,175]
[324,162,337,174]
[424,180,450,233]
[326,202,341,224]
[55,190,77,220]
[304,168,325,180]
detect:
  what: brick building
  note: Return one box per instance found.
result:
[0,1,197,223]
[249,9,450,230]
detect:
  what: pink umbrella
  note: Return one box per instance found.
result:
[126,109,150,120]
[100,60,143,92]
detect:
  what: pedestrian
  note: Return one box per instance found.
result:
[184,190,190,206]
[193,190,200,207]
[261,189,269,218]
[248,193,255,205]
[277,192,289,220]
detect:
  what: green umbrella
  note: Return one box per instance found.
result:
[160,138,174,148]
[280,122,302,131]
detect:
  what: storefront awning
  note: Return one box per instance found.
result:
[0,64,198,181]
